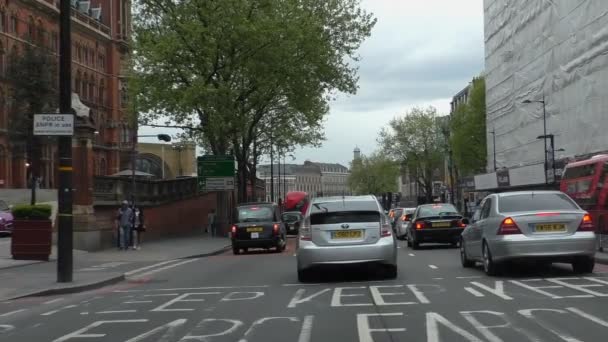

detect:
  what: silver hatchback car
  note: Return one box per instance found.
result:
[461,191,596,276]
[296,195,398,282]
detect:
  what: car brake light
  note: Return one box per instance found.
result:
[273,223,280,234]
[415,221,425,230]
[381,222,392,237]
[231,225,237,238]
[300,219,312,241]
[497,217,521,235]
[458,220,467,228]
[578,214,594,232]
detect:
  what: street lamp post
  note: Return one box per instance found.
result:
[523,95,548,184]
[490,129,497,171]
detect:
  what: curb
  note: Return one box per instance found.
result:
[10,274,126,300]
[9,242,232,300]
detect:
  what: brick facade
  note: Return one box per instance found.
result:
[0,0,132,188]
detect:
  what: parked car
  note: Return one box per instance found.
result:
[0,200,13,236]
[296,195,398,282]
[282,211,303,235]
[406,203,468,249]
[395,207,416,240]
[460,191,596,276]
[230,202,287,255]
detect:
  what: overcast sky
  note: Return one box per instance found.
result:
[140,0,485,168]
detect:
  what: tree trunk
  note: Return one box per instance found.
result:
[237,158,249,204]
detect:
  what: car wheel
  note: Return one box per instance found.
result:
[411,238,420,250]
[232,246,240,255]
[460,239,475,268]
[406,233,412,247]
[482,242,500,276]
[385,265,398,279]
[572,257,595,274]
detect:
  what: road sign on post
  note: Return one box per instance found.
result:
[33,114,74,136]
[197,155,236,192]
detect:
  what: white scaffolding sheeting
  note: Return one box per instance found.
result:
[484,0,608,170]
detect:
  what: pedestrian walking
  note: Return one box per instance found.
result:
[132,205,145,250]
[116,200,133,250]
[207,209,216,237]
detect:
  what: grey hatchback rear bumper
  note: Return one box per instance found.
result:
[297,236,396,270]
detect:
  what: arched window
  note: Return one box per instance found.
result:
[89,76,95,103]
[75,70,82,97]
[0,41,4,76]
[10,13,17,34]
[0,10,5,33]
[99,79,105,106]
[82,72,88,99]
[37,20,44,46]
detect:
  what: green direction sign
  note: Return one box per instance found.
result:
[197,155,236,191]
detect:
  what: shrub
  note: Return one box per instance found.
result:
[11,204,52,220]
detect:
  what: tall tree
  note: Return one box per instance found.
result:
[348,152,399,195]
[132,0,376,202]
[378,107,445,203]
[450,76,487,175]
[6,45,58,199]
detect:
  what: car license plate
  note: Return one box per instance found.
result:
[251,232,259,239]
[535,223,566,233]
[246,227,263,232]
[332,230,363,239]
[432,221,451,228]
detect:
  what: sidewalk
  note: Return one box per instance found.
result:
[0,233,230,301]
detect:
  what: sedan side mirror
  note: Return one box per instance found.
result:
[402,214,413,222]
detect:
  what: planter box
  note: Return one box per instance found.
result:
[11,219,52,261]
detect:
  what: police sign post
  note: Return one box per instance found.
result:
[33,114,74,136]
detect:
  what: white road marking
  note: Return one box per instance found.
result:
[406,284,431,304]
[283,283,322,287]
[80,312,89,315]
[97,310,137,314]
[128,258,200,279]
[297,315,314,342]
[358,313,406,342]
[567,307,608,327]
[156,286,269,291]
[464,287,485,297]
[433,278,444,280]
[457,276,483,279]
[124,301,154,304]
[409,253,415,256]
[144,294,180,297]
[429,265,438,269]
[124,259,181,276]
[42,305,77,316]
[43,298,65,305]
[0,309,25,317]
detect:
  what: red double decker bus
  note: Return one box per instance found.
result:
[560,154,608,250]
[284,191,310,215]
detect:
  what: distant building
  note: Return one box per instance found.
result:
[137,142,196,179]
[258,160,350,200]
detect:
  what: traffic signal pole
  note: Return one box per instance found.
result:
[57,0,73,283]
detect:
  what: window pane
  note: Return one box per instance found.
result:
[498,193,579,213]
[311,211,380,225]
[418,204,459,218]
[563,165,596,179]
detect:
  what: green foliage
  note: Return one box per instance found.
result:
[450,77,487,175]
[378,107,445,201]
[348,153,399,195]
[12,204,52,220]
[131,0,376,200]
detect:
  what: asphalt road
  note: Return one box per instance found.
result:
[1,238,608,341]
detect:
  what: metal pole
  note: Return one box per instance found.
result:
[550,135,556,184]
[277,147,281,202]
[283,154,287,196]
[492,129,497,171]
[270,135,274,202]
[542,95,548,185]
[161,145,165,179]
[57,0,73,283]
[131,132,136,203]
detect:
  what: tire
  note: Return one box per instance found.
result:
[482,242,500,276]
[406,233,412,247]
[572,257,595,274]
[412,239,420,250]
[232,246,240,255]
[385,265,398,279]
[460,239,475,268]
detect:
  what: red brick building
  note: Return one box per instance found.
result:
[0,0,132,188]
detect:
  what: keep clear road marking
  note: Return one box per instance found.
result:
[464,287,485,297]
[124,259,184,276]
[128,258,201,279]
[0,309,25,317]
[43,298,65,305]
[429,265,438,269]
[408,253,415,256]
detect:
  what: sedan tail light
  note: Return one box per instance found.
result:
[273,223,280,235]
[300,218,312,241]
[578,214,594,232]
[381,222,392,237]
[457,220,467,228]
[415,221,426,230]
[497,217,522,235]
[231,225,237,238]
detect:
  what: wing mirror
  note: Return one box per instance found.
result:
[402,214,413,222]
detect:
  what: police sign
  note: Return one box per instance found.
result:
[33,114,74,136]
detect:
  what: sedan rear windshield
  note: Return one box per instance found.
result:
[498,193,579,213]
[237,206,273,222]
[311,211,380,225]
[310,200,378,214]
[418,204,459,218]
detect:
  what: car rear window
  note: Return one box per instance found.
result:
[311,211,380,225]
[282,213,300,222]
[418,204,459,218]
[498,193,579,213]
[237,206,273,222]
[310,200,378,213]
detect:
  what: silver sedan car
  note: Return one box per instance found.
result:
[296,195,398,282]
[460,191,596,276]
[395,207,416,240]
